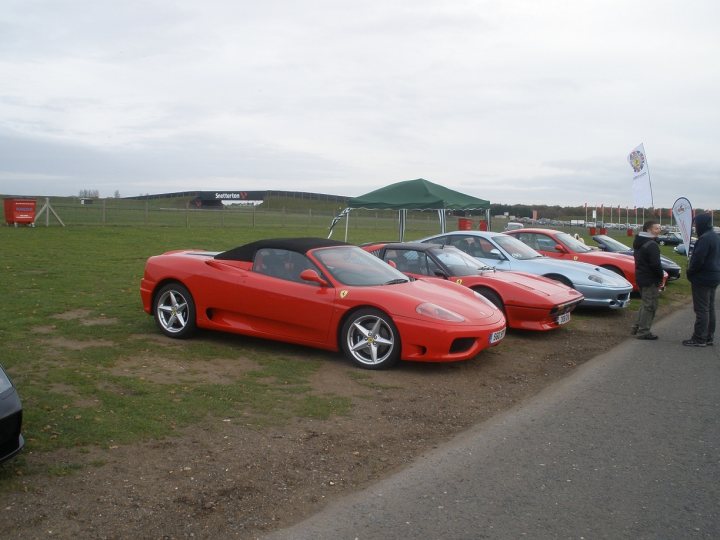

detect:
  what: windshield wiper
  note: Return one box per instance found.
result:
[383,278,409,285]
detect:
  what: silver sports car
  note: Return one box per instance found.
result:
[419,231,633,309]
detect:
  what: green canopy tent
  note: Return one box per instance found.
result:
[328,178,490,241]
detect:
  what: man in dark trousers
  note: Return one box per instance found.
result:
[632,220,663,340]
[683,212,720,347]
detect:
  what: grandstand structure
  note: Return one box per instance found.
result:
[127,190,349,209]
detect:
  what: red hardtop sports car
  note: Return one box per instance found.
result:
[364,242,584,331]
[140,238,506,370]
[506,228,667,292]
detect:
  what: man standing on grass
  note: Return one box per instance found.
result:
[632,220,664,340]
[683,212,720,347]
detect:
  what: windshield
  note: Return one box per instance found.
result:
[556,232,593,252]
[493,235,544,260]
[428,246,492,276]
[596,235,629,252]
[313,246,410,286]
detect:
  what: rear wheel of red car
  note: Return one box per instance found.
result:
[473,287,505,316]
[153,283,197,339]
[341,308,400,370]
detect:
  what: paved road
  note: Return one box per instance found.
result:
[264,306,720,539]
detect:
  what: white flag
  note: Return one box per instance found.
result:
[672,197,693,258]
[627,143,653,207]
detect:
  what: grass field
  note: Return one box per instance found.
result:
[0,213,691,481]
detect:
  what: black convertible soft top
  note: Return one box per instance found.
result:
[215,237,349,262]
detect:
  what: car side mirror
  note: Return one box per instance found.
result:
[299,269,329,286]
[386,260,398,269]
[554,244,567,253]
[489,248,504,260]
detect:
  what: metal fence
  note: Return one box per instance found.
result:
[24,199,450,237]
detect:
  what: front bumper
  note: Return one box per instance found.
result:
[393,315,507,362]
[576,284,632,309]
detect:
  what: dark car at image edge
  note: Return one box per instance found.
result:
[0,364,24,463]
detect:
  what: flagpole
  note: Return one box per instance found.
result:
[646,154,655,208]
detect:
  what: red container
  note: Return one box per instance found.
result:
[588,227,596,235]
[627,228,633,237]
[3,199,36,226]
[478,220,488,231]
[458,218,473,230]
[600,227,607,235]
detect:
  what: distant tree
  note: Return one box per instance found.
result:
[79,189,100,198]
[113,190,121,198]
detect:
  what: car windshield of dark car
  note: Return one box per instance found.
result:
[492,235,544,260]
[596,235,628,252]
[428,246,492,276]
[556,232,593,252]
[314,246,410,286]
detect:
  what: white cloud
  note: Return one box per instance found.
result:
[0,0,718,208]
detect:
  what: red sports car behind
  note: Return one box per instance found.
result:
[141,238,506,370]
[364,242,584,331]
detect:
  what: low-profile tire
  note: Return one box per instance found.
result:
[340,308,400,370]
[473,287,506,316]
[543,274,574,289]
[600,265,624,278]
[153,282,197,339]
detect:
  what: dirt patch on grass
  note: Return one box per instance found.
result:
[111,355,263,385]
[40,336,115,351]
[52,309,94,321]
[2,302,681,539]
[80,317,118,326]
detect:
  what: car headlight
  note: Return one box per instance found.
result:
[416,302,465,322]
[588,274,605,284]
[0,367,12,393]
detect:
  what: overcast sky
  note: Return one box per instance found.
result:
[1,0,718,208]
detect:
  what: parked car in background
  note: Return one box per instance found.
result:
[675,242,694,256]
[656,231,684,246]
[675,231,719,256]
[141,237,506,370]
[364,242,584,331]
[0,364,24,463]
[505,228,667,291]
[503,222,524,231]
[592,234,681,281]
[418,231,633,309]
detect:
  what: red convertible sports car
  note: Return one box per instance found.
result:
[364,242,584,331]
[506,228,667,292]
[141,238,506,370]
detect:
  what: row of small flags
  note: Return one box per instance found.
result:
[583,203,713,218]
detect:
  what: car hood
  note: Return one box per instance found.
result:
[501,256,631,288]
[466,271,582,298]
[358,278,505,326]
[571,250,629,266]
[602,248,680,269]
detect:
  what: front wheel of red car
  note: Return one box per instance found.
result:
[340,308,400,370]
[153,283,197,339]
